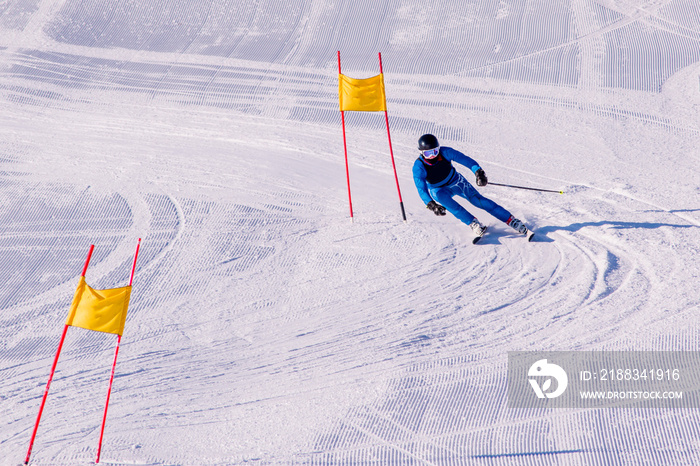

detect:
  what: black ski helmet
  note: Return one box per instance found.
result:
[418,134,439,152]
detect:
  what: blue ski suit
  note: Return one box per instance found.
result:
[412,147,512,226]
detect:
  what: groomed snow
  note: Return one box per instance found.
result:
[1,1,699,465]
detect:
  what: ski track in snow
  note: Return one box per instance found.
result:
[1,0,699,465]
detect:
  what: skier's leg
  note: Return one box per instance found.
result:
[455,177,512,223]
[454,176,530,235]
[430,187,476,226]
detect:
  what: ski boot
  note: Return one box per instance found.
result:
[470,218,487,244]
[507,216,535,241]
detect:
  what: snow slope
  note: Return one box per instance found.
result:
[1,0,699,464]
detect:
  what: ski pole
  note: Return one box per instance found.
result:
[489,182,563,194]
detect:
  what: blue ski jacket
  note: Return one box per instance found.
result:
[412,146,482,205]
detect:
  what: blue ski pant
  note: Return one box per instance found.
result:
[429,172,512,226]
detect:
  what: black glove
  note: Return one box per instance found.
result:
[475,168,488,187]
[427,200,446,216]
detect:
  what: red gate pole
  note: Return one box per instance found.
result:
[24,244,95,465]
[338,51,354,221]
[24,325,69,465]
[378,53,406,222]
[95,335,120,464]
[128,239,141,288]
[95,238,140,464]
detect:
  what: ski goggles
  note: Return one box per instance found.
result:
[421,147,440,159]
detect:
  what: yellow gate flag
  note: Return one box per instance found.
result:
[338,73,387,112]
[65,276,132,335]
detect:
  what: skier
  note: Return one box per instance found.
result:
[412,134,531,243]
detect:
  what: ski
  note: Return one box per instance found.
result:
[472,227,535,244]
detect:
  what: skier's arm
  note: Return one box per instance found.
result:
[412,160,434,205]
[442,147,488,186]
[441,147,481,174]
